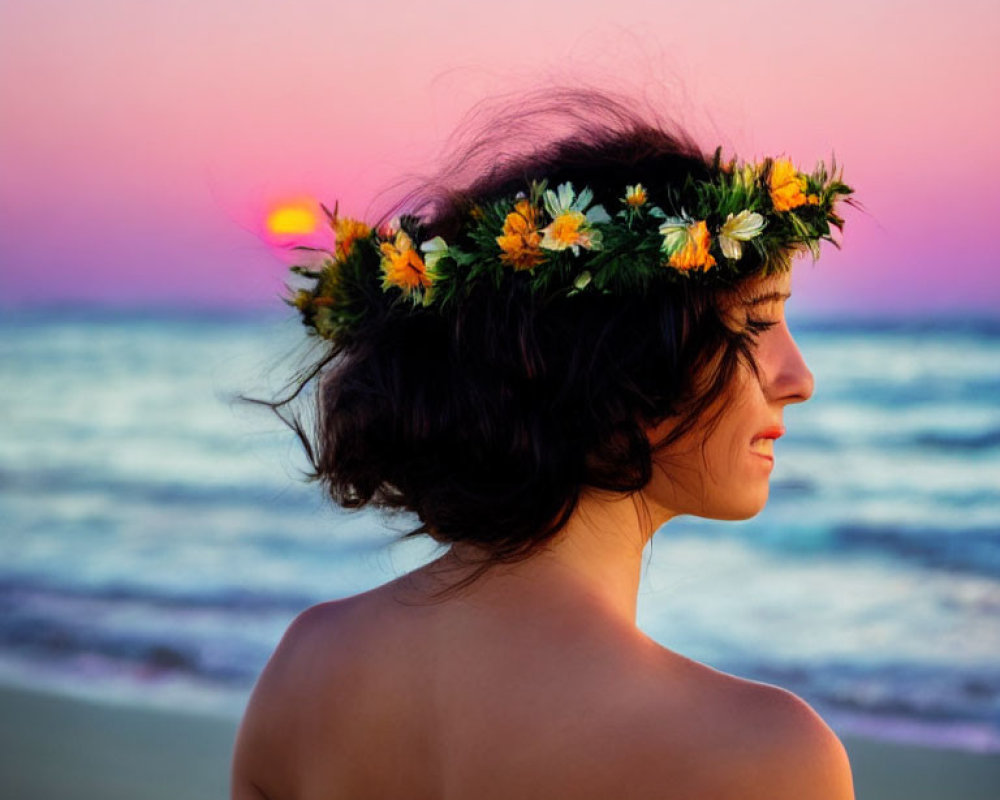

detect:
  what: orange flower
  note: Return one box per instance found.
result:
[333,216,371,260]
[496,199,545,270]
[539,183,606,254]
[380,232,432,293]
[624,184,647,207]
[542,211,588,248]
[667,220,717,272]
[768,158,814,212]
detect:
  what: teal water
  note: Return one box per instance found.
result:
[1,310,998,751]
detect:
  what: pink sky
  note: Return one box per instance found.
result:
[1,0,998,314]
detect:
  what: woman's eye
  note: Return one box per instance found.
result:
[743,299,785,329]
[744,315,780,333]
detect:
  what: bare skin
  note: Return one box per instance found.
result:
[232,272,855,800]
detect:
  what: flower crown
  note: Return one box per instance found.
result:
[287,147,855,341]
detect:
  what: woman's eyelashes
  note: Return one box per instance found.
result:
[745,297,786,326]
[743,304,783,330]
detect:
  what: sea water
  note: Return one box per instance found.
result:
[1,310,998,752]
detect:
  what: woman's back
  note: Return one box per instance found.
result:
[233,553,854,800]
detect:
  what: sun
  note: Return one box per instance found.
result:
[267,202,318,236]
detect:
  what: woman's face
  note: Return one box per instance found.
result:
[642,270,814,522]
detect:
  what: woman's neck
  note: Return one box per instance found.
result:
[412,489,674,627]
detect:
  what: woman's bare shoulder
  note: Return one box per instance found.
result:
[230,594,385,800]
[233,597,854,800]
[718,677,854,799]
[241,595,369,695]
[634,655,855,800]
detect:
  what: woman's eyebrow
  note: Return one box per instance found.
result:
[745,291,791,305]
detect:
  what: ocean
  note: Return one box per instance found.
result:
[1,309,998,753]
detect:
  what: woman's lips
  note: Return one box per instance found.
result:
[751,425,786,443]
[750,426,784,464]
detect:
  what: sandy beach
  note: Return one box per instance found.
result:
[0,685,236,800]
[1,684,998,800]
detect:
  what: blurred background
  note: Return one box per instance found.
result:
[1,0,999,795]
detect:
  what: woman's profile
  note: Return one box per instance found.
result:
[232,87,859,800]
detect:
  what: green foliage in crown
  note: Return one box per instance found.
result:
[285,148,856,341]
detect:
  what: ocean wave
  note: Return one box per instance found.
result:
[830,523,1000,576]
[729,659,1000,739]
[0,613,260,686]
[0,467,317,512]
[808,380,1000,408]
[0,574,316,615]
[913,428,1000,451]
[794,317,1000,337]
[768,477,818,497]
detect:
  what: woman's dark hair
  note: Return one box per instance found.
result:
[259,87,775,576]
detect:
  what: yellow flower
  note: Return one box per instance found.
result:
[718,210,766,260]
[496,199,545,270]
[380,231,432,293]
[539,183,607,255]
[659,217,716,272]
[333,215,371,260]
[768,158,813,212]
[541,210,594,251]
[670,221,716,271]
[624,184,647,207]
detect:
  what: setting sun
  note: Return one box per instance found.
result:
[267,203,318,236]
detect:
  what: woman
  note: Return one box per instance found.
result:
[232,88,858,799]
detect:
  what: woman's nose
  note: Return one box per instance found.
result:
[766,322,814,405]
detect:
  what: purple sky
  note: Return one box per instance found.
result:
[1,0,998,315]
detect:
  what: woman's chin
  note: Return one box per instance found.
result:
[707,488,770,521]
